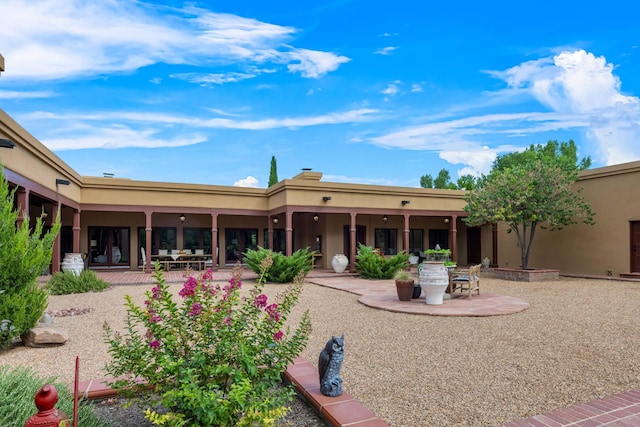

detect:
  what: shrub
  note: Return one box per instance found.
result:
[0,365,108,427]
[45,270,110,295]
[355,244,410,279]
[243,246,312,283]
[0,164,60,350]
[103,258,312,426]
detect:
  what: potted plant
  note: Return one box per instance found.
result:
[425,248,452,262]
[394,270,414,301]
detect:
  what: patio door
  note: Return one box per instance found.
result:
[631,221,640,273]
[89,227,130,268]
[225,228,257,264]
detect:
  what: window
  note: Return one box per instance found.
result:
[263,229,286,253]
[138,227,177,255]
[428,229,449,249]
[184,228,212,253]
[225,228,258,263]
[374,228,398,255]
[409,229,424,255]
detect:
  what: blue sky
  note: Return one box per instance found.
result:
[1,0,639,188]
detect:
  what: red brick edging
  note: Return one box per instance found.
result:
[76,357,389,427]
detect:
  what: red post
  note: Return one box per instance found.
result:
[25,384,69,427]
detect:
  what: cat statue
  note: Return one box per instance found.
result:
[318,334,344,396]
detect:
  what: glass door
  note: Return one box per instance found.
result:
[89,227,130,267]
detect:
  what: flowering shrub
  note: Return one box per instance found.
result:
[103,258,311,426]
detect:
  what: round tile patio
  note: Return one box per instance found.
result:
[307,275,529,317]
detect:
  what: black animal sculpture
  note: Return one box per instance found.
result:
[318,334,344,396]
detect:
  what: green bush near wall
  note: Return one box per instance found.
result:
[45,270,110,295]
[243,247,312,283]
[355,244,410,279]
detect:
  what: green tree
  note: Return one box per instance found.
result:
[456,174,479,190]
[268,156,278,187]
[421,168,478,190]
[463,141,594,270]
[0,165,60,349]
[420,174,433,188]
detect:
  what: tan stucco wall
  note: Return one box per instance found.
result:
[497,161,640,275]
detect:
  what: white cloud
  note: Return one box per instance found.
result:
[380,80,402,101]
[410,84,423,93]
[171,71,257,86]
[0,0,349,81]
[374,46,398,55]
[439,147,497,176]
[0,90,55,99]
[42,125,208,150]
[234,176,259,187]
[20,108,379,149]
[286,48,350,78]
[490,49,640,165]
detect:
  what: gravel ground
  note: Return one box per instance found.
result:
[3,272,640,426]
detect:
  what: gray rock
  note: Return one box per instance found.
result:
[21,324,69,347]
[39,313,55,324]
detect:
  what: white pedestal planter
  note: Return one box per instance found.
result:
[419,262,449,305]
[61,253,84,276]
[331,254,349,273]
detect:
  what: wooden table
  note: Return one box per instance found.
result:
[152,253,212,271]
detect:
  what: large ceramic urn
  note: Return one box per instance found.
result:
[419,262,449,305]
[331,254,349,273]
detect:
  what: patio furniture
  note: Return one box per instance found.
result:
[450,264,481,299]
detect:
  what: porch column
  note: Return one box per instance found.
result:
[144,211,152,273]
[51,203,60,273]
[349,212,357,272]
[267,215,274,251]
[492,223,498,267]
[450,215,458,264]
[285,208,293,257]
[403,213,410,254]
[211,212,218,271]
[15,187,28,229]
[72,209,80,253]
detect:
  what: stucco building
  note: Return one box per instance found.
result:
[1,104,639,277]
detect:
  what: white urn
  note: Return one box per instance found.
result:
[331,254,349,273]
[419,261,449,305]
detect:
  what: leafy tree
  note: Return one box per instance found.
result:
[268,156,278,187]
[463,141,594,270]
[456,174,479,190]
[0,165,60,349]
[420,174,433,188]
[421,168,458,189]
[421,168,479,190]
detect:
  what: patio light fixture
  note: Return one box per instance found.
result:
[272,217,279,224]
[383,215,389,223]
[179,213,186,222]
[0,138,16,149]
[444,218,450,224]
[313,214,319,222]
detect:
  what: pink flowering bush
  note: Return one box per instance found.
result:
[103,258,311,426]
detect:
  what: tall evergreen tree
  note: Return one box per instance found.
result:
[268,156,278,187]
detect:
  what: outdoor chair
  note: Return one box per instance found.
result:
[451,264,481,299]
[140,247,147,271]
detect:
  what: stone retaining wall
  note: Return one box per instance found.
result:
[494,268,560,282]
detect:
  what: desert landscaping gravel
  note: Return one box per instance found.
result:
[3,271,640,426]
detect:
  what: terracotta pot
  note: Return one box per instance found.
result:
[395,280,414,301]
